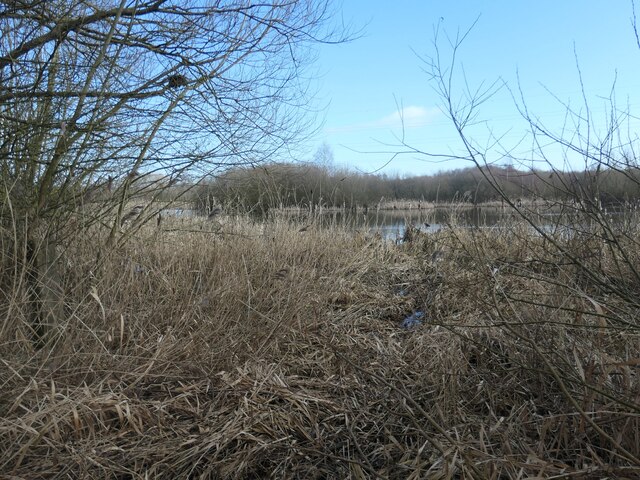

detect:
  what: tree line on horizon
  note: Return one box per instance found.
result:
[195,161,640,212]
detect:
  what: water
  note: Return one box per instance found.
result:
[303,206,635,241]
[162,207,198,217]
[167,206,476,240]
[167,206,636,241]
[309,207,509,241]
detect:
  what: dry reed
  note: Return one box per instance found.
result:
[1,214,638,478]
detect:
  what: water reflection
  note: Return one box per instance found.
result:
[301,206,631,240]
[169,205,634,241]
[310,207,508,240]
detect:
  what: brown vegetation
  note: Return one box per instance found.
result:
[197,162,640,214]
[1,213,638,478]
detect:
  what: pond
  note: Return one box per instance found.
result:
[163,206,502,239]
[167,205,634,241]
[309,207,514,241]
[301,206,634,241]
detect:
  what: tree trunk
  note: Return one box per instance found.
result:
[25,230,64,349]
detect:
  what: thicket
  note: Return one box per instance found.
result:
[195,161,640,212]
[0,0,338,348]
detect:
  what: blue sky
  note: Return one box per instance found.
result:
[307,1,640,175]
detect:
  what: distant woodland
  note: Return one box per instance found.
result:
[195,162,640,211]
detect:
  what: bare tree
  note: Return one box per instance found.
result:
[0,0,342,345]
[394,18,640,469]
[415,19,640,304]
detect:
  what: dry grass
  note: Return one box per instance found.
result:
[1,214,639,478]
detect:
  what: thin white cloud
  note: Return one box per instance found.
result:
[325,105,440,135]
[376,105,439,128]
